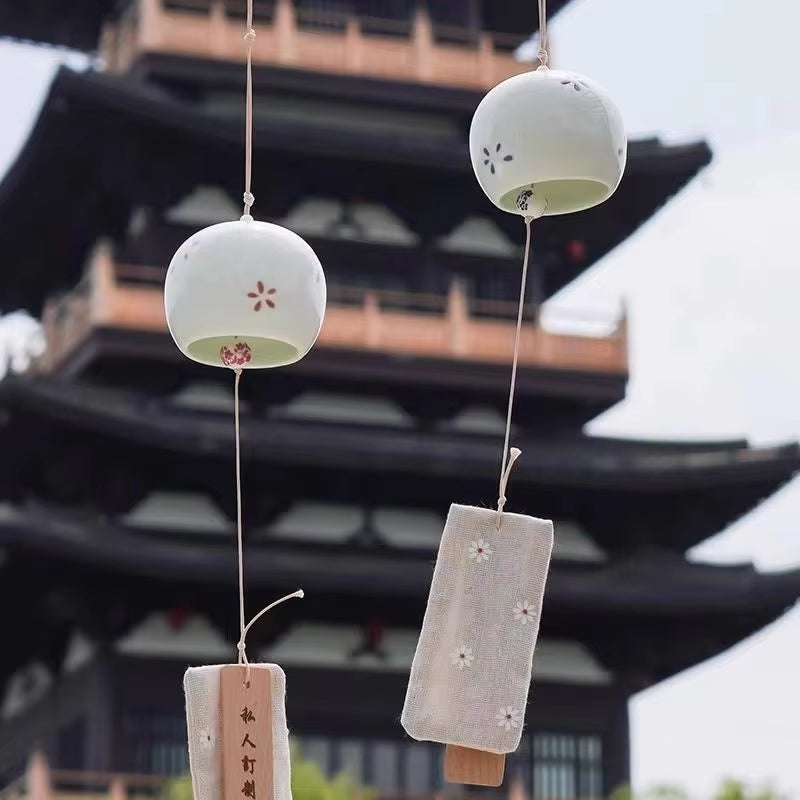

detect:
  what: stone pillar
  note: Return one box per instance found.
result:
[447,277,468,356]
[478,33,494,88]
[274,0,296,64]
[344,17,363,73]
[412,6,433,82]
[138,0,162,50]
[27,751,51,800]
[364,291,381,348]
[209,0,227,59]
[89,241,116,327]
[507,774,528,800]
[110,776,128,800]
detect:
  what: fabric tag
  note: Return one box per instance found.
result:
[402,503,554,754]
[184,664,292,800]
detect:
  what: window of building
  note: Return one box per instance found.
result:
[124,712,188,776]
[369,741,400,792]
[532,733,603,800]
[298,732,602,797]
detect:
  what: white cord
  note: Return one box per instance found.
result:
[232,369,303,681]
[496,217,534,529]
[242,0,256,217]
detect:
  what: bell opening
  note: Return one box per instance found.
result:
[187,336,300,369]
[500,179,610,216]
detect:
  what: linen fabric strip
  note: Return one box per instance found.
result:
[402,504,554,754]
[184,664,292,800]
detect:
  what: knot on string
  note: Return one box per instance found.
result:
[244,27,256,42]
[243,191,255,211]
[496,447,522,530]
[536,48,549,69]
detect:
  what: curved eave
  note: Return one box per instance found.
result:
[20,67,713,173]
[0,67,712,312]
[1,505,797,689]
[1,505,798,617]
[0,377,797,494]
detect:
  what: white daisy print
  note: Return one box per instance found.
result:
[449,645,474,670]
[467,538,493,562]
[198,725,215,750]
[496,706,522,731]
[513,601,536,625]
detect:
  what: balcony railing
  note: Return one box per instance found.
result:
[38,242,628,375]
[0,753,170,800]
[100,0,529,90]
[2,750,564,800]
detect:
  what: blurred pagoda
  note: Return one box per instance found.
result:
[0,1,798,797]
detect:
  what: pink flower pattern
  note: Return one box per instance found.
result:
[220,341,252,367]
[248,281,276,311]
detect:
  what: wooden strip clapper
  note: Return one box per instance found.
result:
[220,665,274,800]
[444,744,506,787]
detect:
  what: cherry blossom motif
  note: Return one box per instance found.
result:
[496,706,522,732]
[198,725,216,750]
[220,341,252,367]
[561,78,588,92]
[467,537,492,562]
[247,280,277,311]
[449,645,474,671]
[482,142,514,175]
[513,601,536,625]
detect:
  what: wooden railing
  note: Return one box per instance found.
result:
[38,242,628,375]
[0,753,170,800]
[100,0,529,90]
[3,751,550,800]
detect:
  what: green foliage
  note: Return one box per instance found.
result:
[290,743,375,800]
[166,775,193,800]
[610,784,690,800]
[646,785,692,800]
[713,778,790,800]
[611,780,793,800]
[609,785,634,800]
[164,744,375,800]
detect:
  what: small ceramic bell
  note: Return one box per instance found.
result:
[164,219,326,369]
[469,69,627,217]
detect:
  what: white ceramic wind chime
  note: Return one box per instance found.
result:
[162,1,326,799]
[401,0,626,786]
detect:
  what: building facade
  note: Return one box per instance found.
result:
[0,2,799,798]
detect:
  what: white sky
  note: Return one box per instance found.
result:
[0,0,799,794]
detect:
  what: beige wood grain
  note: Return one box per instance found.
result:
[220,666,273,800]
[444,744,506,787]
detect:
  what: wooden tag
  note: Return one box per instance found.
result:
[220,665,273,800]
[444,744,506,787]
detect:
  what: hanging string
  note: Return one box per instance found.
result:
[232,368,303,680]
[228,0,302,683]
[537,0,548,69]
[242,0,256,218]
[496,217,534,530]
[234,369,246,647]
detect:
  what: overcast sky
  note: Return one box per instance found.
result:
[0,0,799,794]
